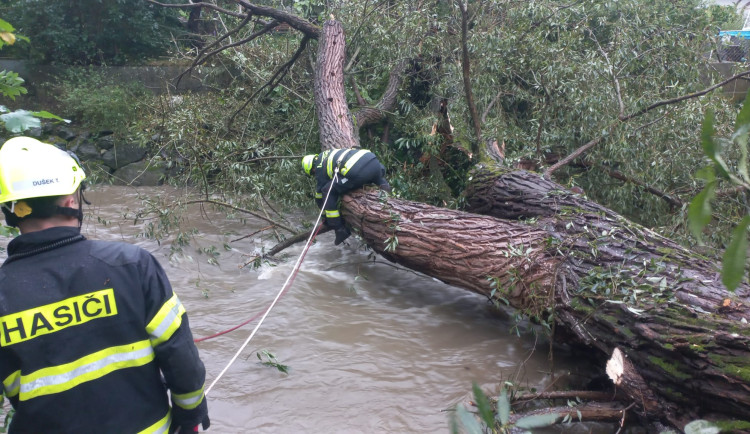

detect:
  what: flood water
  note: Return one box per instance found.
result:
[1,185,593,433]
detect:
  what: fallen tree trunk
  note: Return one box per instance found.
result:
[340,169,750,428]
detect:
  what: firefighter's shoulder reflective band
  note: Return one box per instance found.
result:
[0,288,117,347]
[172,384,206,410]
[138,409,171,434]
[327,150,343,178]
[3,340,155,401]
[146,293,185,347]
[340,149,370,176]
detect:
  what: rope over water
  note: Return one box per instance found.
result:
[204,170,339,396]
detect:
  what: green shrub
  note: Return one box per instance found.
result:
[56,68,149,135]
[3,0,184,65]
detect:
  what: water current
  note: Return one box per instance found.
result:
[1,185,601,433]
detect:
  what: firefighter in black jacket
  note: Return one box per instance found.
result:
[302,148,391,245]
[0,137,209,433]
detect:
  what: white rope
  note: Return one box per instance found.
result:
[205,170,339,396]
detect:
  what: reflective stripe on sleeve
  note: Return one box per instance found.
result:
[15,340,155,401]
[325,210,340,218]
[340,149,370,176]
[315,192,323,199]
[138,409,172,434]
[3,370,20,398]
[172,384,206,410]
[146,293,185,347]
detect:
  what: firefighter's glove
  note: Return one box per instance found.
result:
[177,415,210,433]
[334,227,351,245]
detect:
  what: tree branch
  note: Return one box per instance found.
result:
[544,70,750,179]
[228,35,312,129]
[183,199,298,234]
[458,0,481,156]
[144,0,246,18]
[175,13,258,87]
[590,27,625,118]
[352,59,409,129]
[235,0,320,38]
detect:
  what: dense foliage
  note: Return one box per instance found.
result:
[40,0,746,255]
[1,0,184,65]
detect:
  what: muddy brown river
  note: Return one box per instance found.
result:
[1,185,601,433]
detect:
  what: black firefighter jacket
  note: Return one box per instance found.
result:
[0,226,208,433]
[314,148,387,228]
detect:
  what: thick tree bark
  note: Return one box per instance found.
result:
[314,20,359,150]
[339,168,750,427]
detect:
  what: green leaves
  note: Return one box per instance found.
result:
[256,350,289,374]
[0,108,69,133]
[687,167,715,241]
[471,382,494,426]
[722,216,750,291]
[515,412,560,429]
[497,385,510,426]
[452,383,561,432]
[0,70,27,100]
[0,18,16,50]
[700,109,730,179]
[683,420,720,434]
[690,90,750,291]
[0,109,40,133]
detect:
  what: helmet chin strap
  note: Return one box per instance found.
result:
[59,184,90,228]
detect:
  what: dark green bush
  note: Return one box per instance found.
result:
[56,68,149,134]
[3,0,184,65]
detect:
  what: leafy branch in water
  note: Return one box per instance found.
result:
[452,382,559,434]
[256,350,289,374]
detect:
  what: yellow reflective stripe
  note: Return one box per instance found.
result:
[315,192,323,199]
[173,384,206,410]
[317,150,330,176]
[138,409,172,434]
[316,150,330,169]
[146,293,185,347]
[340,149,370,176]
[326,150,342,178]
[3,370,20,398]
[19,340,154,401]
[325,210,340,218]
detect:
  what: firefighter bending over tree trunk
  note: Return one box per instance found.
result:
[0,137,210,433]
[302,148,391,245]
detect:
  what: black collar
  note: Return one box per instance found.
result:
[5,226,85,265]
